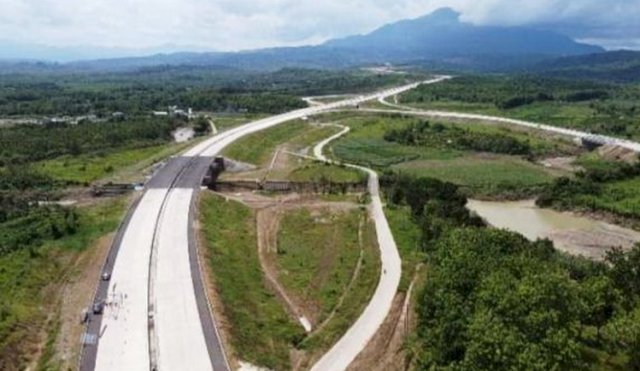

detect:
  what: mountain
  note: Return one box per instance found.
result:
[324,8,602,60]
[533,50,640,83]
[0,8,604,72]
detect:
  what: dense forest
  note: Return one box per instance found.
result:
[0,67,415,117]
[0,118,177,165]
[381,173,640,370]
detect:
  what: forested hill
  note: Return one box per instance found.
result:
[534,50,640,83]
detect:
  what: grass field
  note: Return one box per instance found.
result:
[0,196,127,369]
[223,121,338,165]
[287,161,366,183]
[326,113,566,196]
[298,213,380,355]
[392,155,555,190]
[36,141,195,184]
[199,193,304,370]
[276,208,366,322]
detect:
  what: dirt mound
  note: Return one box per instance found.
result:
[597,144,639,163]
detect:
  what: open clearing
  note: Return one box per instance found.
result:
[391,155,555,189]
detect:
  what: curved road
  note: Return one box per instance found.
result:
[375,94,640,152]
[80,76,449,371]
[81,74,640,371]
[310,126,401,371]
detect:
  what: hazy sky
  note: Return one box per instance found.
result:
[0,0,638,51]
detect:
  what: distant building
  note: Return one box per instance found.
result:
[154,106,193,120]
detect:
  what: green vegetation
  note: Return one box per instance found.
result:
[381,173,640,370]
[385,206,423,291]
[400,75,640,139]
[36,141,193,183]
[199,193,303,370]
[0,196,127,369]
[0,76,304,117]
[332,115,462,167]
[330,114,566,197]
[223,120,345,165]
[300,216,380,353]
[0,67,417,118]
[392,156,554,192]
[0,118,175,165]
[288,162,365,183]
[223,120,312,165]
[538,160,640,219]
[384,120,533,156]
[276,208,370,322]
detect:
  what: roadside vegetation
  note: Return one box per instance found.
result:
[287,161,365,184]
[36,141,195,184]
[199,193,304,370]
[400,75,640,139]
[276,208,364,319]
[380,173,640,370]
[299,217,380,354]
[222,120,320,165]
[0,195,127,370]
[221,120,366,186]
[200,192,380,369]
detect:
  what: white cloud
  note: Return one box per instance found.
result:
[0,0,638,51]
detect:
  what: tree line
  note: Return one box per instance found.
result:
[537,160,640,219]
[381,172,640,370]
[384,120,532,156]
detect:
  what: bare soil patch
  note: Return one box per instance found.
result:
[52,232,114,369]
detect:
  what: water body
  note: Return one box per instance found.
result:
[466,199,640,260]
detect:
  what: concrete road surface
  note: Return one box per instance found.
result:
[83,74,640,371]
[94,189,166,371]
[83,78,446,371]
[311,126,402,371]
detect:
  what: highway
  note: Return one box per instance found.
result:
[80,73,640,371]
[375,94,640,153]
[80,77,448,371]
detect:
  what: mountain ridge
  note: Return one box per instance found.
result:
[0,8,605,72]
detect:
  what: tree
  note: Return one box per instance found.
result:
[606,245,640,309]
[193,116,211,136]
[603,307,640,370]
[579,275,618,339]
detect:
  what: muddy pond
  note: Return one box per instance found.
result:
[466,199,640,260]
